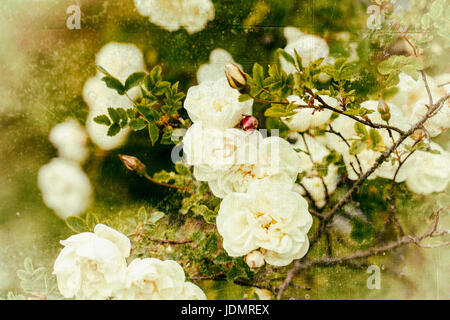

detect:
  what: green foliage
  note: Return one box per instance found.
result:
[93,65,188,146]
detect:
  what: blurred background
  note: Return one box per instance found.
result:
[0,0,448,299]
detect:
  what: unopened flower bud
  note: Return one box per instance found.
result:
[241,115,258,131]
[245,250,265,269]
[377,98,391,122]
[118,154,146,176]
[225,64,250,94]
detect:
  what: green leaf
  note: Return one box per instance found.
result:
[174,162,191,176]
[239,94,251,102]
[369,128,382,148]
[252,63,264,87]
[192,205,216,224]
[124,72,146,91]
[148,122,159,146]
[107,107,120,124]
[149,211,165,224]
[277,48,295,66]
[101,76,125,95]
[85,213,99,230]
[136,105,160,121]
[129,118,147,131]
[293,49,303,70]
[107,123,120,136]
[354,122,368,138]
[349,140,366,155]
[66,216,87,233]
[150,66,162,84]
[93,114,111,126]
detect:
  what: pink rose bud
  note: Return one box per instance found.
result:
[241,115,258,131]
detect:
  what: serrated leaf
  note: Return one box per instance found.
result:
[124,72,146,91]
[148,122,159,146]
[137,105,160,121]
[354,122,368,138]
[369,128,382,149]
[107,107,120,123]
[107,123,120,136]
[252,63,264,87]
[66,216,87,233]
[129,118,147,131]
[93,114,111,126]
[192,205,216,224]
[101,76,125,95]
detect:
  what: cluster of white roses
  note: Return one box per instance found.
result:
[182,64,313,267]
[53,224,206,300]
[134,0,215,34]
[38,120,92,219]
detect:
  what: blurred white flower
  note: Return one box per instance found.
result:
[197,49,240,83]
[325,100,413,181]
[281,95,335,132]
[387,73,450,137]
[49,120,88,163]
[245,250,265,268]
[82,43,145,150]
[281,28,333,82]
[184,77,253,129]
[134,0,214,34]
[405,143,450,195]
[291,133,339,208]
[38,158,92,219]
[53,224,130,299]
[116,258,206,300]
[217,178,312,266]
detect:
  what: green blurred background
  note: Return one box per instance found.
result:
[0,0,448,299]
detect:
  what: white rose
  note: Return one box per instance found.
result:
[409,98,450,137]
[53,224,130,299]
[245,250,265,268]
[281,95,335,132]
[182,123,261,182]
[38,158,92,219]
[49,120,88,163]
[197,49,240,83]
[134,0,214,34]
[181,282,208,300]
[208,136,302,198]
[291,133,339,208]
[116,258,206,300]
[184,77,253,129]
[405,142,450,195]
[217,178,313,266]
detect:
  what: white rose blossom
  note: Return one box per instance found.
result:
[115,258,206,300]
[217,178,313,266]
[197,49,240,83]
[49,119,88,163]
[38,158,92,219]
[183,77,253,129]
[134,0,214,34]
[53,224,130,299]
[281,94,335,132]
[83,43,145,150]
[405,142,450,195]
[291,133,339,208]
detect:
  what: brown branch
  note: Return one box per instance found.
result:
[277,93,450,299]
[277,209,449,299]
[148,237,192,245]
